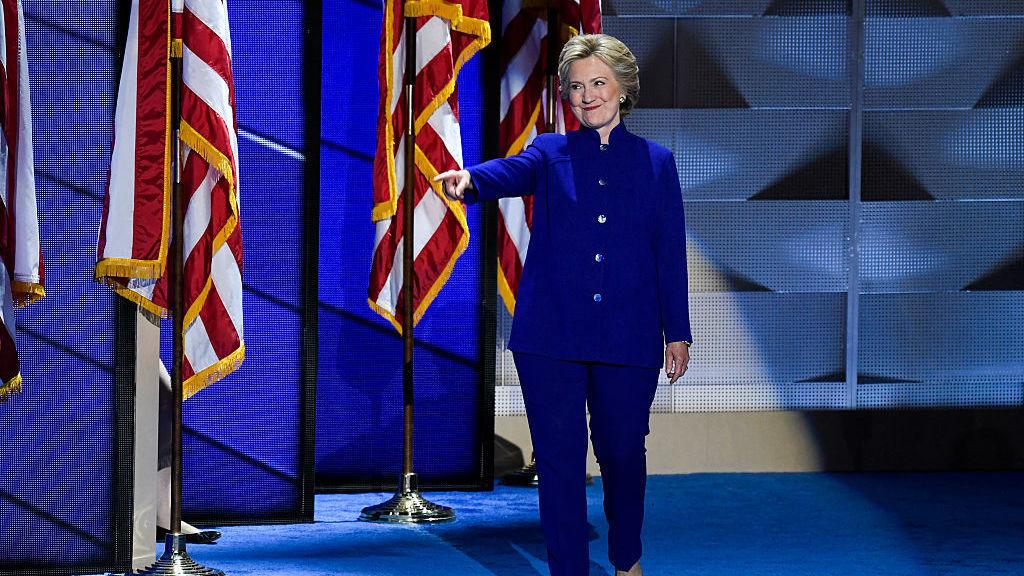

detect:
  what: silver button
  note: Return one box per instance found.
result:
[594,253,604,263]
[598,178,607,186]
[597,214,607,224]
[593,293,603,302]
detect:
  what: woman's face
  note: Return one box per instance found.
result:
[566,56,623,134]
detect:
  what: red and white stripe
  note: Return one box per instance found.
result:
[176,0,243,397]
[369,1,490,332]
[96,0,172,312]
[0,0,42,400]
[97,0,242,398]
[496,0,600,315]
[561,0,601,38]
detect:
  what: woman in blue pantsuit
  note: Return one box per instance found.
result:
[436,34,692,576]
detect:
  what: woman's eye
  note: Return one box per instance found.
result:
[595,80,604,86]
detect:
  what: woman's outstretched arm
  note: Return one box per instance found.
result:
[434,138,548,203]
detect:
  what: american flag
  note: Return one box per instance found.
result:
[368,0,491,332]
[496,0,600,314]
[96,0,243,398]
[0,0,43,401]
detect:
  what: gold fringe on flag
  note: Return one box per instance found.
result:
[0,374,22,403]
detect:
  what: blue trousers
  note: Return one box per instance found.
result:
[513,352,660,576]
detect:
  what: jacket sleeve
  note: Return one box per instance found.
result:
[463,141,546,203]
[655,151,693,344]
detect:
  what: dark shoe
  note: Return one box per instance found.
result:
[156,527,222,544]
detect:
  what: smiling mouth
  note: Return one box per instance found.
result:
[582,105,602,111]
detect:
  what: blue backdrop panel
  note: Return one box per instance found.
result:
[684,201,849,293]
[317,0,486,489]
[629,109,849,201]
[859,203,1024,293]
[859,292,1024,405]
[865,17,1024,109]
[0,2,126,571]
[158,0,312,522]
[863,110,1024,201]
[857,4,1024,406]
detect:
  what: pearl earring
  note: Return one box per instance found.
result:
[619,96,626,103]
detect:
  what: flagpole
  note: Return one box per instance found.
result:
[502,7,560,488]
[503,6,594,489]
[138,5,225,573]
[171,51,185,537]
[545,7,559,133]
[359,10,455,524]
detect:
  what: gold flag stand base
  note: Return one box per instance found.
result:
[359,472,455,523]
[135,534,225,576]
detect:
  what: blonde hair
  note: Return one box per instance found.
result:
[558,34,640,117]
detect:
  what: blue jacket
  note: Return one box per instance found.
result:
[466,122,692,369]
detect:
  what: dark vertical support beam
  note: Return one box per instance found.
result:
[477,0,502,489]
[111,1,136,569]
[299,0,322,519]
[845,0,866,407]
[113,299,137,569]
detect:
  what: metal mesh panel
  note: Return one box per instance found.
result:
[629,109,849,201]
[857,382,1024,409]
[684,293,846,379]
[603,18,676,108]
[0,2,125,571]
[496,385,527,417]
[604,1,850,18]
[864,111,1024,201]
[866,0,1024,17]
[858,293,1024,407]
[943,1,1024,16]
[669,292,848,411]
[604,16,850,108]
[675,383,850,411]
[857,10,1024,410]
[860,202,1024,293]
[864,18,1024,109]
[685,201,849,292]
[866,0,955,17]
[678,17,849,108]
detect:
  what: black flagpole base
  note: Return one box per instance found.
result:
[359,472,455,523]
[135,533,225,576]
[501,455,593,487]
[501,457,539,487]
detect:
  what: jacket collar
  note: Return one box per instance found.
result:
[577,120,630,145]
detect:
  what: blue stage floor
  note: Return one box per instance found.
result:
[161,473,1024,575]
